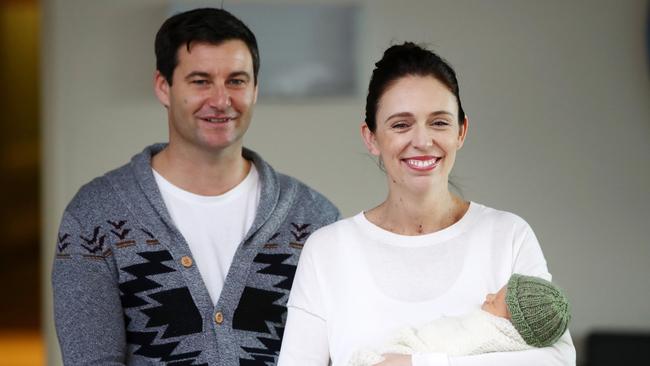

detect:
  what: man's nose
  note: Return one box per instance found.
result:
[208,85,231,109]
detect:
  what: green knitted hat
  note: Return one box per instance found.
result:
[505,274,571,347]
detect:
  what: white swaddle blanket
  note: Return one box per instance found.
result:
[348,309,533,366]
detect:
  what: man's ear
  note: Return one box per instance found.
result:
[252,83,259,104]
[154,71,170,108]
[361,123,380,156]
[457,115,469,150]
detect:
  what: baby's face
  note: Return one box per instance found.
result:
[481,285,510,319]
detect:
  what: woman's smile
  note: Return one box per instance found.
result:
[402,156,441,171]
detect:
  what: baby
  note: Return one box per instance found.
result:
[349,274,571,366]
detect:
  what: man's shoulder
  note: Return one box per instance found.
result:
[246,147,339,220]
[65,148,148,217]
[67,144,160,209]
[276,172,340,224]
[277,172,335,207]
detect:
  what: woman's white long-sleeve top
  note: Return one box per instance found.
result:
[277,202,575,366]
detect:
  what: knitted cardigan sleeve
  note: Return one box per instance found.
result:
[52,210,127,365]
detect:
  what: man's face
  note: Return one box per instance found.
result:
[155,40,258,155]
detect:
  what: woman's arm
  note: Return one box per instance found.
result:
[409,330,575,366]
[386,217,577,366]
[375,331,574,366]
[428,219,576,365]
[277,306,330,365]
[277,238,330,365]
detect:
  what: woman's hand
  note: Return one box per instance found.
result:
[373,354,412,366]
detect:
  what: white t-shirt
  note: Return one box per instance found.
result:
[278,202,575,366]
[153,166,260,304]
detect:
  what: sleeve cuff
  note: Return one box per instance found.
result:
[411,352,450,366]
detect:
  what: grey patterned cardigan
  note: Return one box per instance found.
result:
[52,144,339,365]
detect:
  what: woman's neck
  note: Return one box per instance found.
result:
[365,188,469,236]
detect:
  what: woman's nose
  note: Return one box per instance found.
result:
[411,125,433,149]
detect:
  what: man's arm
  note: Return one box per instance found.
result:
[52,211,127,365]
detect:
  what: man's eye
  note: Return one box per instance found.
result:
[191,80,208,85]
[228,79,246,86]
[392,122,409,129]
[432,120,449,127]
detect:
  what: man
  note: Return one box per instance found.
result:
[52,8,339,365]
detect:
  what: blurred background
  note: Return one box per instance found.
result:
[0,0,41,365]
[1,0,648,365]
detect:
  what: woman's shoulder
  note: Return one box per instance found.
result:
[469,202,540,255]
[470,202,532,230]
[301,213,366,254]
[305,213,362,240]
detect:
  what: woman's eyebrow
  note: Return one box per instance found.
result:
[384,112,413,123]
[385,110,454,123]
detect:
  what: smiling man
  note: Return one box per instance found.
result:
[52,8,339,365]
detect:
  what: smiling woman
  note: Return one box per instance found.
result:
[277,43,576,366]
[361,75,468,210]
[360,43,469,235]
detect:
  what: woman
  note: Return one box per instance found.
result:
[277,43,575,366]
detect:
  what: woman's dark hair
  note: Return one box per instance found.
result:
[365,42,465,131]
[155,8,260,85]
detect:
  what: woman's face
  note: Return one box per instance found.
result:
[362,75,468,194]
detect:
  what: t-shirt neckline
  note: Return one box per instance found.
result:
[355,201,482,247]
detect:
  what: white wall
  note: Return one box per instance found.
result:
[42,0,650,364]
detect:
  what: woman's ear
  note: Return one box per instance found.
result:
[361,123,380,156]
[457,115,469,149]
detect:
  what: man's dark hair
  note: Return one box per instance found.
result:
[155,8,260,85]
[365,42,465,132]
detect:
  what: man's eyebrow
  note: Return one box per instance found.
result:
[229,71,251,80]
[185,71,211,80]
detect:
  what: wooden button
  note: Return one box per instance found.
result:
[181,256,193,268]
[214,312,224,324]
